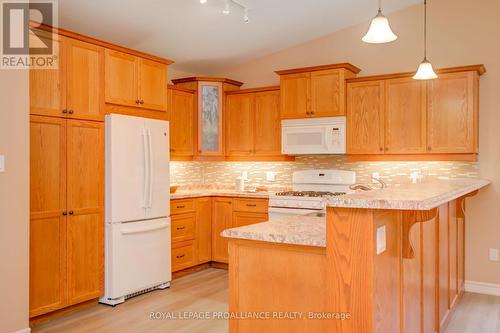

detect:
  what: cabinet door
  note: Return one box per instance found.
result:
[212,198,232,263]
[139,58,167,111]
[310,69,344,117]
[280,73,310,119]
[197,82,224,156]
[226,93,255,156]
[169,88,195,158]
[385,78,427,154]
[66,38,104,121]
[254,90,282,156]
[171,212,196,243]
[105,49,138,107]
[427,71,476,153]
[196,197,212,264]
[30,34,66,118]
[347,81,385,154]
[66,120,104,305]
[233,212,268,228]
[29,116,67,317]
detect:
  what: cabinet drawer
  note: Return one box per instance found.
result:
[233,198,268,213]
[171,213,195,242]
[172,241,196,272]
[171,199,195,215]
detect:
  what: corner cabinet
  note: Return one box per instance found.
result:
[276,63,360,119]
[171,77,243,160]
[167,85,196,160]
[346,65,484,161]
[105,49,168,113]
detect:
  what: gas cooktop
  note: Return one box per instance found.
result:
[275,191,347,198]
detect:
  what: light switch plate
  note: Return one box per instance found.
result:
[0,155,4,172]
[377,225,386,255]
[489,248,498,262]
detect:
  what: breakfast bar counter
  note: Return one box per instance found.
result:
[223,179,490,333]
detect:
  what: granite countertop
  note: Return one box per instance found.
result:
[222,215,326,247]
[326,178,490,210]
[171,189,273,199]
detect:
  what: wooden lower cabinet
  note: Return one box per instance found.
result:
[171,196,269,270]
[29,116,104,318]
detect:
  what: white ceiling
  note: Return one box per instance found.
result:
[59,0,420,74]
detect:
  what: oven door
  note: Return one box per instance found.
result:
[268,207,325,220]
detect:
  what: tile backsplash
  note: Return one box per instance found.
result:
[170,155,479,188]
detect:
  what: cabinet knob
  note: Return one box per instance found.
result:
[62,211,67,216]
[176,205,185,209]
[311,111,315,115]
[136,100,140,104]
[68,109,74,114]
[176,226,185,230]
[62,109,68,114]
[427,147,432,151]
[68,210,74,215]
[139,100,144,104]
[176,254,185,259]
[384,147,389,151]
[379,147,383,152]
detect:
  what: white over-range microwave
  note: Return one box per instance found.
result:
[281,116,346,155]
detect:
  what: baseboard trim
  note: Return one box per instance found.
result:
[13,328,31,333]
[465,280,500,296]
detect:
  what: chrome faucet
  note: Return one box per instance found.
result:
[349,177,387,191]
[372,176,387,189]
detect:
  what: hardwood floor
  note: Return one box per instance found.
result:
[32,268,229,333]
[31,271,500,333]
[445,293,500,333]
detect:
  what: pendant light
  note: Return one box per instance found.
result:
[362,0,398,43]
[413,0,438,80]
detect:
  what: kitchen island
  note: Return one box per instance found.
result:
[222,179,490,333]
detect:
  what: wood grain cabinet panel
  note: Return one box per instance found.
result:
[438,204,450,328]
[427,71,477,154]
[172,241,197,272]
[139,58,167,111]
[232,212,268,228]
[385,78,427,154]
[66,120,104,305]
[171,212,196,243]
[212,198,233,263]
[29,116,67,317]
[310,69,344,117]
[347,81,385,154]
[254,90,282,156]
[30,34,66,118]
[280,73,310,119]
[168,87,195,158]
[196,198,212,264]
[105,49,138,107]
[226,93,255,156]
[66,38,104,121]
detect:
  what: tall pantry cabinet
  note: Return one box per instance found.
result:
[29,33,104,318]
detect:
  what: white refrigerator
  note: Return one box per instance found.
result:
[100,114,171,306]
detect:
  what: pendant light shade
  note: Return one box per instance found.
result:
[362,1,398,43]
[413,58,438,80]
[413,0,437,80]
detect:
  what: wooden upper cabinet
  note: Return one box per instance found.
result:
[105,49,138,107]
[280,73,310,119]
[226,93,255,156]
[276,63,360,119]
[427,71,477,154]
[385,78,427,154]
[105,49,167,112]
[138,58,167,111]
[310,69,346,117]
[254,90,282,156]
[29,116,67,317]
[66,38,104,121]
[66,120,104,305]
[168,86,195,159]
[347,81,385,154]
[30,35,66,118]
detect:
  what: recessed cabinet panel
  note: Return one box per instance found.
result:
[169,88,195,158]
[254,90,282,156]
[226,93,255,156]
[310,69,344,117]
[280,73,310,119]
[139,58,167,111]
[105,49,138,107]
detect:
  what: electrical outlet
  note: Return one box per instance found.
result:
[489,248,499,262]
[0,155,4,172]
[376,225,386,255]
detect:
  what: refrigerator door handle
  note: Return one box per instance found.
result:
[120,221,168,235]
[142,128,150,208]
[147,128,154,208]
